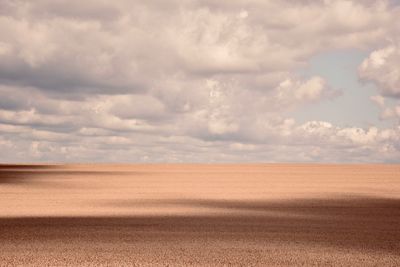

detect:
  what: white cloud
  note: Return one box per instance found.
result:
[370,95,400,121]
[0,0,399,162]
[359,45,400,97]
[370,95,385,107]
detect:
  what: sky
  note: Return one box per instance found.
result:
[0,0,399,163]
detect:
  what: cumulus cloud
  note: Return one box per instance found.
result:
[0,0,395,93]
[370,95,400,121]
[359,45,400,97]
[0,0,399,162]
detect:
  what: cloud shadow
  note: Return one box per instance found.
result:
[1,196,399,255]
[0,164,144,184]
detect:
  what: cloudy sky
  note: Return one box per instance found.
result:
[0,0,399,163]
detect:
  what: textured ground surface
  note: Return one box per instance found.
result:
[0,164,399,266]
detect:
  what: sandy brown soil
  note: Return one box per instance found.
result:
[0,164,399,266]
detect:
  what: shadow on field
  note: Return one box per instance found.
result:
[1,196,399,254]
[0,164,58,170]
[0,164,60,184]
[0,164,140,184]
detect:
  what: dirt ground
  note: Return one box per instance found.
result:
[0,164,399,266]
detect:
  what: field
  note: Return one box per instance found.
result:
[0,164,399,266]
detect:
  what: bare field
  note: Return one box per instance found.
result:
[0,164,399,266]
